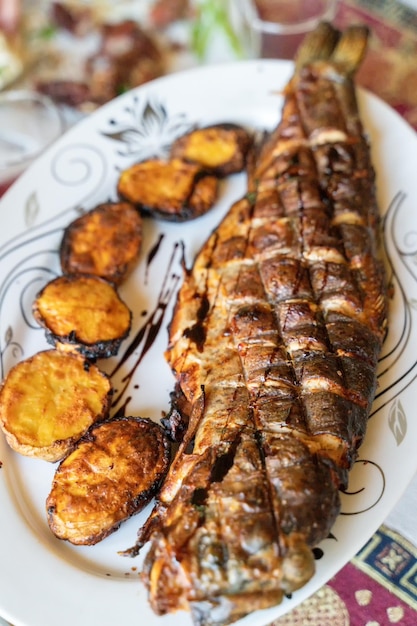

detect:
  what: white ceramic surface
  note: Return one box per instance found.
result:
[0,90,63,187]
[1,60,417,626]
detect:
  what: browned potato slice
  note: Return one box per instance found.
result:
[0,350,112,462]
[117,157,219,221]
[46,416,171,545]
[170,123,253,177]
[60,201,142,285]
[32,274,131,359]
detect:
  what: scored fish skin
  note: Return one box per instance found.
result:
[137,23,388,626]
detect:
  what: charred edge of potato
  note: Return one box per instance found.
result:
[0,350,112,462]
[170,123,254,177]
[117,157,219,222]
[32,274,132,359]
[46,416,171,545]
[60,201,143,285]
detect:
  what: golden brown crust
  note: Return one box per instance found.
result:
[0,350,112,462]
[60,201,142,285]
[136,24,387,624]
[32,274,132,359]
[46,416,171,545]
[170,123,253,177]
[117,157,219,221]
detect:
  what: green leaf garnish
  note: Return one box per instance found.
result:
[191,0,244,61]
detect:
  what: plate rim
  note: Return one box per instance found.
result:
[1,58,417,626]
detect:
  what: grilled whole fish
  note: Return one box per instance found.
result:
[134,23,388,626]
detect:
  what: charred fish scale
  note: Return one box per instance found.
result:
[136,23,388,626]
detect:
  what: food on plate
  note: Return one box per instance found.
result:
[49,0,95,36]
[149,0,191,28]
[0,31,24,90]
[47,417,171,545]
[117,157,219,221]
[85,20,165,106]
[117,123,253,221]
[35,16,165,109]
[128,23,388,625]
[60,201,143,285]
[0,350,112,462]
[170,123,253,177]
[32,274,132,359]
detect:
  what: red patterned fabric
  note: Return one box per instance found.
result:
[271,526,417,625]
[336,0,417,130]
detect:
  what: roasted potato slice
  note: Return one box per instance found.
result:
[117,157,219,221]
[0,350,112,462]
[46,416,171,545]
[170,123,253,177]
[60,201,142,285]
[32,274,132,359]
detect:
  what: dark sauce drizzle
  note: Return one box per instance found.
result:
[110,238,182,415]
[145,233,164,284]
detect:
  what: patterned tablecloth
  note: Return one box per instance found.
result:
[335,0,417,131]
[270,525,417,625]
